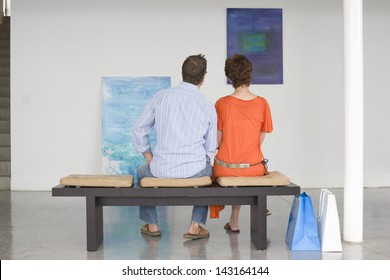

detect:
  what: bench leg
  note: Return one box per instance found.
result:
[250,195,267,250]
[86,196,103,251]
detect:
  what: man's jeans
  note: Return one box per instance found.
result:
[137,163,213,225]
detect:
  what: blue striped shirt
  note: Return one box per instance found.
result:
[132,82,218,178]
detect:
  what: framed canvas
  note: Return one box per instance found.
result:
[227,8,283,84]
[101,76,171,182]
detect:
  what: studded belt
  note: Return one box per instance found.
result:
[215,157,268,169]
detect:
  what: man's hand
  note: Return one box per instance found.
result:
[143,151,153,164]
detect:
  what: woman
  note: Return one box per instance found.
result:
[212,54,273,232]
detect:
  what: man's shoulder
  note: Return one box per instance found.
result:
[151,87,172,100]
[200,95,216,109]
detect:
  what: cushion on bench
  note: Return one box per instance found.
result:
[216,171,290,187]
[140,176,212,188]
[60,174,134,188]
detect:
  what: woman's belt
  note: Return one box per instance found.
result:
[215,157,268,169]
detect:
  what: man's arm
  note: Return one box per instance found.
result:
[142,150,153,164]
[132,98,156,157]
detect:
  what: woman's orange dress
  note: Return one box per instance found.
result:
[210,95,273,218]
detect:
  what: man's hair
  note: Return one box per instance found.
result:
[225,54,252,88]
[182,54,207,85]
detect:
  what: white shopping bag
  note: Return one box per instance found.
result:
[317,189,343,252]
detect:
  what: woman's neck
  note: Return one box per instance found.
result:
[231,85,256,100]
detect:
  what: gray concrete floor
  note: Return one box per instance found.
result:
[0,188,389,260]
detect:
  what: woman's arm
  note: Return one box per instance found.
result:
[260,132,266,146]
[217,130,223,148]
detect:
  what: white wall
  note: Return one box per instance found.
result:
[10,0,390,190]
[363,0,390,187]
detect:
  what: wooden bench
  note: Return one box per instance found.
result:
[52,172,300,251]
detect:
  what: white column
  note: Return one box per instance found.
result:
[343,0,363,242]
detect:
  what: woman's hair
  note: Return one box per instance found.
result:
[225,54,252,88]
[182,54,207,85]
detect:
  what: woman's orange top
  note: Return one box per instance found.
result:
[210,95,273,218]
[214,95,273,177]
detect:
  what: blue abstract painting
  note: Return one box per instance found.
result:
[227,8,283,84]
[101,77,171,182]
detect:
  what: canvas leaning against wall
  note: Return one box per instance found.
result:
[101,77,171,182]
[227,8,283,84]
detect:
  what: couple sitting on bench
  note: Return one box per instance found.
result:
[132,54,273,240]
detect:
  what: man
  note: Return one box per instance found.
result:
[132,54,218,240]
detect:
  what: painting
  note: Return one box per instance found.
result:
[101,76,171,182]
[227,8,283,84]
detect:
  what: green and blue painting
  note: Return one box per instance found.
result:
[101,76,171,182]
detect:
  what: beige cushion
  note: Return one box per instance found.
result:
[60,174,134,188]
[140,176,212,188]
[217,171,290,187]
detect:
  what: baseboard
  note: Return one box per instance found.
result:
[11,178,59,191]
[363,175,390,188]
[290,176,344,188]
[285,175,390,189]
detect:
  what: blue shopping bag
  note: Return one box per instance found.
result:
[285,192,321,250]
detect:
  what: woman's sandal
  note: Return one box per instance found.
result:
[224,223,240,233]
[224,209,271,233]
